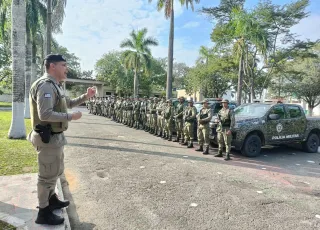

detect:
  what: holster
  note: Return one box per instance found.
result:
[35,124,52,143]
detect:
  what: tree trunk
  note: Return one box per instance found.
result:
[24,35,32,119]
[237,52,243,105]
[134,68,138,98]
[166,5,174,99]
[308,104,313,117]
[8,0,26,139]
[31,40,37,84]
[46,0,52,54]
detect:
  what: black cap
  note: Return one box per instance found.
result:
[44,54,66,63]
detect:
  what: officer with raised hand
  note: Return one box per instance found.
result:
[27,54,96,225]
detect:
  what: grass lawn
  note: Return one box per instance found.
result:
[0,101,12,107]
[0,111,37,176]
[0,220,16,230]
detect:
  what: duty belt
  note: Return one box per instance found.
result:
[34,130,63,135]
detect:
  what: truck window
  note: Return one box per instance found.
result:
[214,103,222,114]
[270,105,286,119]
[287,105,302,118]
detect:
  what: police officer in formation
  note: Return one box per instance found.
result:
[87,96,234,159]
[196,99,213,155]
[214,99,235,161]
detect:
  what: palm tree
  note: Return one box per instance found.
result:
[46,0,67,54]
[149,0,200,99]
[8,0,27,139]
[198,46,214,65]
[230,8,270,103]
[24,0,47,118]
[120,28,158,97]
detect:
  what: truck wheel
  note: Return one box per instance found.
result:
[302,133,319,153]
[241,134,261,157]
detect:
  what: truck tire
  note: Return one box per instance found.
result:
[241,134,262,157]
[302,133,319,153]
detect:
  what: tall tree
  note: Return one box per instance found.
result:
[24,0,47,118]
[149,0,200,99]
[46,0,51,54]
[8,0,26,139]
[120,28,158,97]
[46,0,67,54]
[273,41,320,116]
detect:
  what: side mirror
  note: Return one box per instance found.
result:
[269,114,280,120]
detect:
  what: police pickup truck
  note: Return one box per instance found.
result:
[209,103,320,157]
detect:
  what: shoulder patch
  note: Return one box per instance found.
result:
[44,93,51,98]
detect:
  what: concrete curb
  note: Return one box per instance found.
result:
[0,174,71,230]
[57,178,71,230]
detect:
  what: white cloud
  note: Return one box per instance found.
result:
[182,21,200,28]
[54,0,191,72]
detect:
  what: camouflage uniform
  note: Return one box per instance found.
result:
[146,99,152,132]
[173,97,185,142]
[133,98,141,129]
[149,98,157,134]
[215,99,235,160]
[164,100,174,141]
[196,100,213,154]
[156,98,165,136]
[127,98,134,127]
[140,97,147,130]
[123,99,128,125]
[182,100,197,148]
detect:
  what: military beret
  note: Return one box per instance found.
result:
[44,54,66,62]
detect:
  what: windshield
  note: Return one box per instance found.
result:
[194,103,203,113]
[234,104,272,117]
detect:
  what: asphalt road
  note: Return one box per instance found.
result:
[61,107,320,230]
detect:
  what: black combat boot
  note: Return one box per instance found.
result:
[167,135,172,141]
[214,151,223,157]
[195,145,203,152]
[35,206,64,225]
[181,139,187,145]
[157,132,162,137]
[203,146,209,155]
[49,193,70,210]
[224,153,231,161]
[172,136,179,142]
[187,141,194,148]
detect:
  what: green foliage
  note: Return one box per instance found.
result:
[95,51,167,97]
[201,0,310,103]
[0,66,12,94]
[52,44,82,79]
[173,62,189,89]
[95,51,126,90]
[273,42,320,114]
[0,112,37,176]
[120,28,158,71]
[185,53,237,97]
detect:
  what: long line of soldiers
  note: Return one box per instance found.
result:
[86,96,233,160]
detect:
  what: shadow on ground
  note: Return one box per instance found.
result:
[66,139,320,179]
[60,174,96,230]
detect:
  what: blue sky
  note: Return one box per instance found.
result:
[55,0,320,72]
